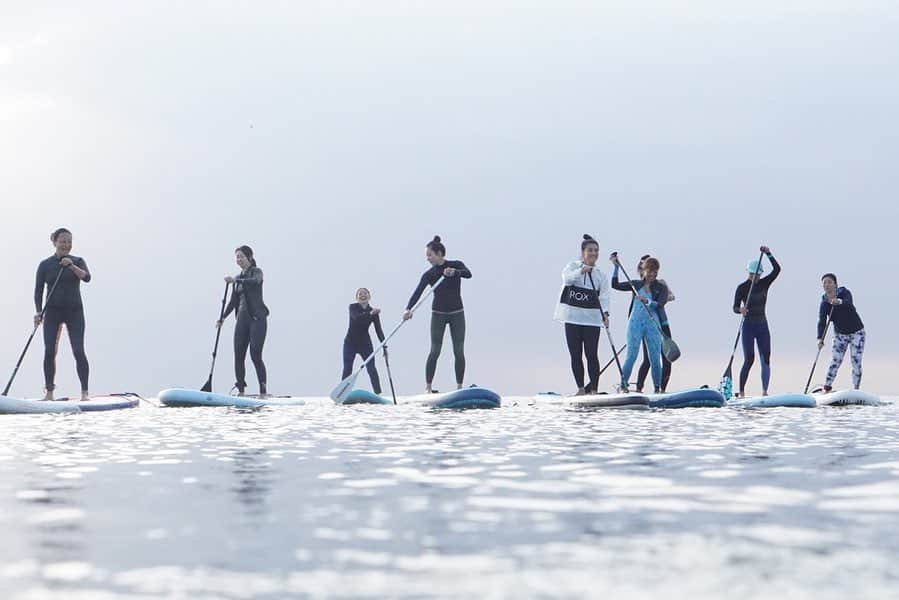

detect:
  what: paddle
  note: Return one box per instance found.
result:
[201,283,231,393]
[803,304,834,394]
[586,270,624,379]
[383,346,398,405]
[599,345,626,376]
[718,249,765,400]
[612,256,681,363]
[330,276,446,403]
[2,266,66,396]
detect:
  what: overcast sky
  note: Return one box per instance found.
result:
[2,1,898,398]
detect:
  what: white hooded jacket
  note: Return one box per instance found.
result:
[553,261,611,327]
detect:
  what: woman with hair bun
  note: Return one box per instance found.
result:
[553,234,610,395]
[217,245,270,397]
[403,236,472,392]
[34,227,91,400]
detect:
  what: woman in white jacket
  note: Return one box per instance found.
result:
[553,234,611,395]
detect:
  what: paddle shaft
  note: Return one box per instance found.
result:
[803,304,834,394]
[383,348,398,405]
[599,345,626,376]
[202,283,231,392]
[3,266,66,396]
[587,270,623,377]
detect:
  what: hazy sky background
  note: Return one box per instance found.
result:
[2,1,898,398]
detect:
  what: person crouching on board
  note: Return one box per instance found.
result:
[817,273,865,392]
[402,235,472,393]
[342,288,387,395]
[611,254,668,394]
[633,254,675,393]
[34,227,92,401]
[216,245,269,397]
[553,234,611,396]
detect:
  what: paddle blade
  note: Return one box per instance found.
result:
[330,372,358,404]
[200,378,212,393]
[718,374,733,400]
[661,336,681,363]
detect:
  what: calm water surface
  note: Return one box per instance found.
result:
[1,397,898,599]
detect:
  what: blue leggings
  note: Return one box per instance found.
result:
[621,319,662,389]
[740,320,771,393]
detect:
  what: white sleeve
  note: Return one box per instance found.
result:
[562,261,583,285]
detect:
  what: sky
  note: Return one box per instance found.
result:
[2,1,898,398]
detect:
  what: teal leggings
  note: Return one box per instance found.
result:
[621,318,662,389]
[427,311,466,385]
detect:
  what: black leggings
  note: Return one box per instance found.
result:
[235,315,267,393]
[637,324,672,392]
[43,307,89,392]
[565,323,600,392]
[426,311,466,385]
[342,339,381,394]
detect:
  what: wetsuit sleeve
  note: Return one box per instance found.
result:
[611,265,631,292]
[34,261,47,313]
[816,298,830,339]
[762,254,781,284]
[222,284,239,320]
[75,257,91,283]
[373,313,386,342]
[650,282,669,311]
[452,261,472,279]
[733,284,745,315]
[235,267,263,286]
[838,288,854,308]
[405,270,434,310]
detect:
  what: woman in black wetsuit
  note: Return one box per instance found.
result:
[733,245,780,397]
[402,236,472,393]
[342,288,386,394]
[34,228,91,401]
[217,245,269,397]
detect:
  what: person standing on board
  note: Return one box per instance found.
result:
[403,236,471,392]
[342,288,386,395]
[553,234,610,395]
[611,254,668,393]
[217,245,269,397]
[635,254,675,393]
[817,273,865,391]
[732,245,780,398]
[34,228,91,401]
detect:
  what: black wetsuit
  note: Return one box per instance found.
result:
[406,260,471,385]
[34,254,91,392]
[342,303,386,394]
[223,266,269,394]
[733,254,781,393]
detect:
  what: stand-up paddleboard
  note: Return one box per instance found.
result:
[399,387,501,409]
[341,389,393,405]
[53,393,142,412]
[158,388,306,408]
[648,388,724,408]
[0,395,81,414]
[728,393,816,408]
[813,389,881,406]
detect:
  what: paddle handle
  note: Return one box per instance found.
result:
[3,266,66,396]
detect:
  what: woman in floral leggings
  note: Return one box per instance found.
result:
[817,273,866,391]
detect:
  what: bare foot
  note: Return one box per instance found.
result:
[762,391,769,396]
[81,391,90,401]
[42,390,54,401]
[456,384,463,390]
[572,388,586,397]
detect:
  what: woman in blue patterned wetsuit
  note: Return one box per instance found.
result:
[610,254,669,393]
